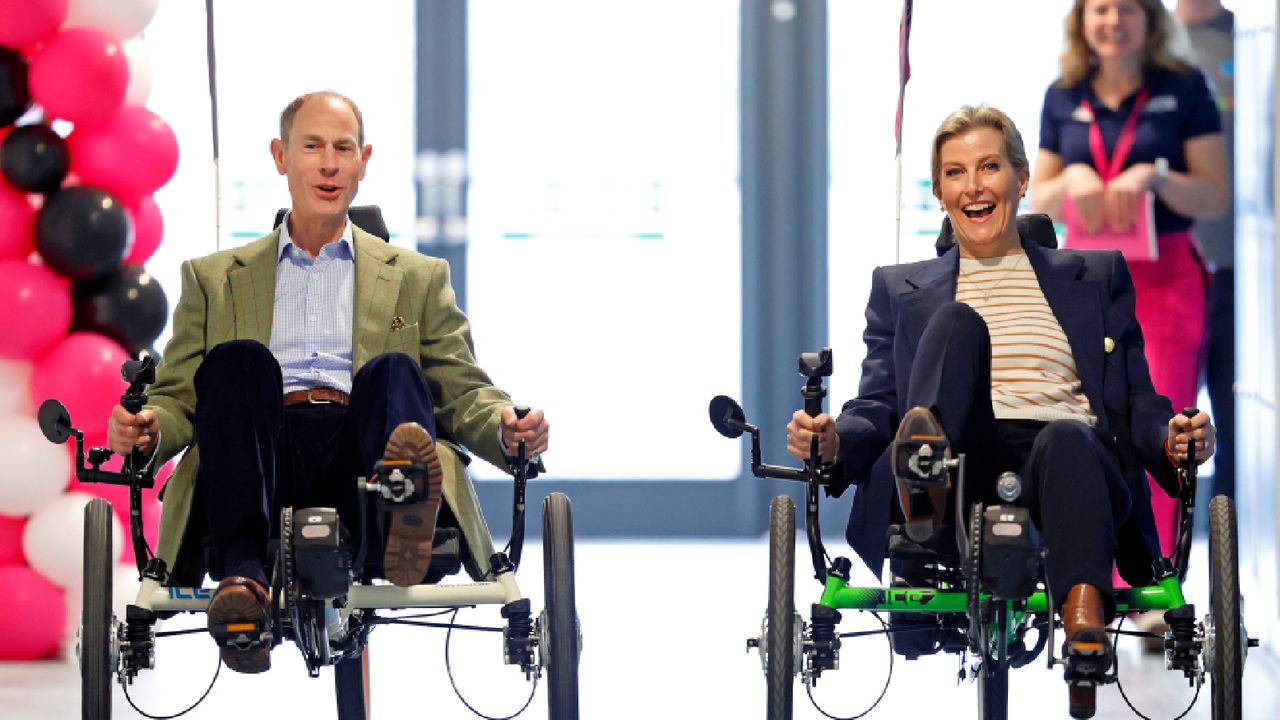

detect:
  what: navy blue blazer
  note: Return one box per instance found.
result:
[832,237,1177,584]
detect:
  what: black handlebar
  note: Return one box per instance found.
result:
[504,404,546,572]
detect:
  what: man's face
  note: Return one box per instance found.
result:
[270,95,371,225]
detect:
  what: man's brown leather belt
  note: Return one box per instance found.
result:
[282,388,350,406]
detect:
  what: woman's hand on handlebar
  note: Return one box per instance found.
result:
[787,410,838,464]
[108,405,159,457]
[1167,410,1215,464]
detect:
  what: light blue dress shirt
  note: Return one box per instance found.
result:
[269,215,355,394]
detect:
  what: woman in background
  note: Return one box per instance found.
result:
[1031,0,1226,568]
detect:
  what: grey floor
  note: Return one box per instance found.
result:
[1,539,1276,719]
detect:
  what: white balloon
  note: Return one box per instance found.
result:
[64,0,160,41]
[23,492,123,591]
[0,359,33,416]
[60,564,146,663]
[122,36,154,106]
[0,415,72,516]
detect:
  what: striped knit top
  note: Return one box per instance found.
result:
[955,253,1096,425]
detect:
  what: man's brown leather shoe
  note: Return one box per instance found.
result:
[207,576,272,674]
[381,422,444,587]
[1061,583,1112,719]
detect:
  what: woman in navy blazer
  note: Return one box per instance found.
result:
[787,105,1214,718]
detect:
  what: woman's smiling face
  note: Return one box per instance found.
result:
[935,127,1028,258]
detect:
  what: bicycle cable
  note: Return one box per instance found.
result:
[1113,614,1201,720]
[443,608,539,720]
[122,648,221,719]
[806,612,894,720]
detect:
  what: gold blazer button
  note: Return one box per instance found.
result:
[1104,337,1116,354]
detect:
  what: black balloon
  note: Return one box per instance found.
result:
[0,48,30,127]
[73,266,169,358]
[1,124,69,193]
[35,187,132,282]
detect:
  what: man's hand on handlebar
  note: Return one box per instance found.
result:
[786,410,839,464]
[1167,409,1215,464]
[108,405,159,457]
[500,406,549,458]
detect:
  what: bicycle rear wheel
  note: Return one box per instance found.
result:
[334,651,368,720]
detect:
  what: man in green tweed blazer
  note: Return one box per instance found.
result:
[107,91,548,673]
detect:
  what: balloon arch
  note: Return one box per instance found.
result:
[0,0,178,661]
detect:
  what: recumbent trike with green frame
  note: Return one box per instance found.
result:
[709,347,1255,720]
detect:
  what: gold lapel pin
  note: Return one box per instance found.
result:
[1104,337,1116,354]
[390,315,405,331]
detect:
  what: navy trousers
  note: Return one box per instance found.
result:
[192,340,438,585]
[908,303,1134,616]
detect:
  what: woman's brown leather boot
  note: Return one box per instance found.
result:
[1061,583,1112,719]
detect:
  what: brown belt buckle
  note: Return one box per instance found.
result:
[307,389,332,405]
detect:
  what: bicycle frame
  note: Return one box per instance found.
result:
[814,573,1188,616]
[130,571,527,615]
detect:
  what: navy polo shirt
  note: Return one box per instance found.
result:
[1039,66,1221,234]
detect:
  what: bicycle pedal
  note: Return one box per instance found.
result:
[210,620,272,651]
[1061,638,1114,682]
[368,460,430,503]
[894,439,950,488]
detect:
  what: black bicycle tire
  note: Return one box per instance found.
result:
[978,609,1009,719]
[767,495,796,720]
[83,498,114,720]
[1208,495,1242,720]
[334,651,368,720]
[542,492,580,719]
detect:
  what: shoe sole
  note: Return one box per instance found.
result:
[381,422,444,587]
[892,407,950,542]
[1068,681,1097,719]
[207,582,271,674]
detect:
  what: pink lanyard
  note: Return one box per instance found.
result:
[1081,88,1149,182]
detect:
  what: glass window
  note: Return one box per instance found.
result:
[467,1,741,479]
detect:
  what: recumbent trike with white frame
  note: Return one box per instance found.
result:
[38,351,582,720]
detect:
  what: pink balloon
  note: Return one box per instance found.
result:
[67,105,178,202]
[29,27,128,127]
[0,179,37,260]
[0,259,72,360]
[30,332,127,442]
[0,0,69,50]
[0,563,66,659]
[0,514,26,565]
[123,194,162,265]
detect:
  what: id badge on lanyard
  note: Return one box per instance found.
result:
[1061,90,1159,262]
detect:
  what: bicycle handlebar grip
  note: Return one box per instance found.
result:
[804,396,823,419]
[120,392,146,415]
[1181,407,1198,463]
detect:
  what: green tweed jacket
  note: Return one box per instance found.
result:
[148,225,510,583]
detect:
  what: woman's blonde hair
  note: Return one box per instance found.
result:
[930,105,1029,195]
[1058,0,1192,86]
